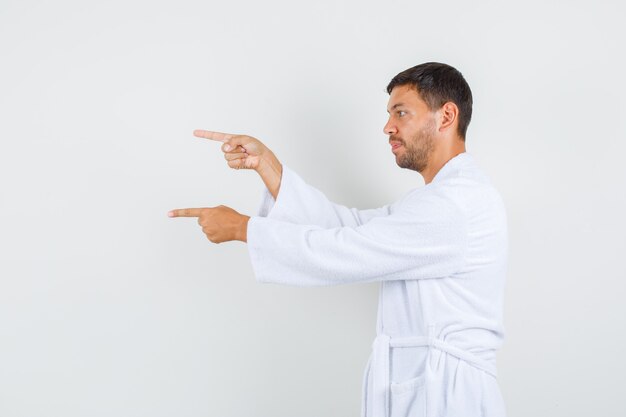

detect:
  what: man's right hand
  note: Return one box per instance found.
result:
[193,129,268,171]
[192,129,283,199]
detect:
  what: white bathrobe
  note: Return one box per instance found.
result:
[246,152,508,417]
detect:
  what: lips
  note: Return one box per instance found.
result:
[390,142,403,151]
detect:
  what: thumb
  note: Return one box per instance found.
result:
[223,135,247,153]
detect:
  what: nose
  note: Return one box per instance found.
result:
[383,117,397,136]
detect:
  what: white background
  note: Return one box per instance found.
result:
[1,1,624,416]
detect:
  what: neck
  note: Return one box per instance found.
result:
[422,139,466,184]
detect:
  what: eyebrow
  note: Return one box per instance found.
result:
[386,103,406,113]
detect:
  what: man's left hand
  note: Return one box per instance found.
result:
[168,205,250,243]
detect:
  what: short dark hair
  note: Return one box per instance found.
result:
[386,62,473,140]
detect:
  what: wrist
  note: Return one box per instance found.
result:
[239,215,250,242]
[257,151,281,176]
[256,151,282,200]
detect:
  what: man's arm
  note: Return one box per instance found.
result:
[246,193,467,286]
[253,161,394,228]
[193,129,393,228]
[256,149,283,200]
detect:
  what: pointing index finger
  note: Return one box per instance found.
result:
[193,130,235,143]
[168,208,204,218]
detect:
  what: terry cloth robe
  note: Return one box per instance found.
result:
[246,152,508,417]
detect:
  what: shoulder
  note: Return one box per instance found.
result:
[403,172,505,220]
[397,185,467,228]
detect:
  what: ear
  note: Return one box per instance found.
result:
[437,102,458,134]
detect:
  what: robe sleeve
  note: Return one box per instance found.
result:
[247,191,468,287]
[255,164,392,227]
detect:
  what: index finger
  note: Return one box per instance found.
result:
[193,130,235,143]
[168,208,204,218]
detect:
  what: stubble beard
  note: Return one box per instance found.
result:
[395,119,436,173]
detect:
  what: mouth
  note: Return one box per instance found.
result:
[390,142,403,152]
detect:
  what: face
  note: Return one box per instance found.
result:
[383,85,437,173]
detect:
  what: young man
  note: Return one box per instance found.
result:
[169,62,508,417]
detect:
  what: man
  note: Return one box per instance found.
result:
[169,62,508,417]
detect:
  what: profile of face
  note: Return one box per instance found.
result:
[383,85,438,173]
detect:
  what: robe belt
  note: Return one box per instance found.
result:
[370,333,498,417]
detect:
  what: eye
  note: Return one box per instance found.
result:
[398,111,406,117]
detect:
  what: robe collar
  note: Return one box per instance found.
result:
[430,151,473,184]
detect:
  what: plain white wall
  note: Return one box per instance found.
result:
[1,0,624,416]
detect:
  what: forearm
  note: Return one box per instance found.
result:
[246,211,466,286]
[254,161,394,228]
[256,151,283,200]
